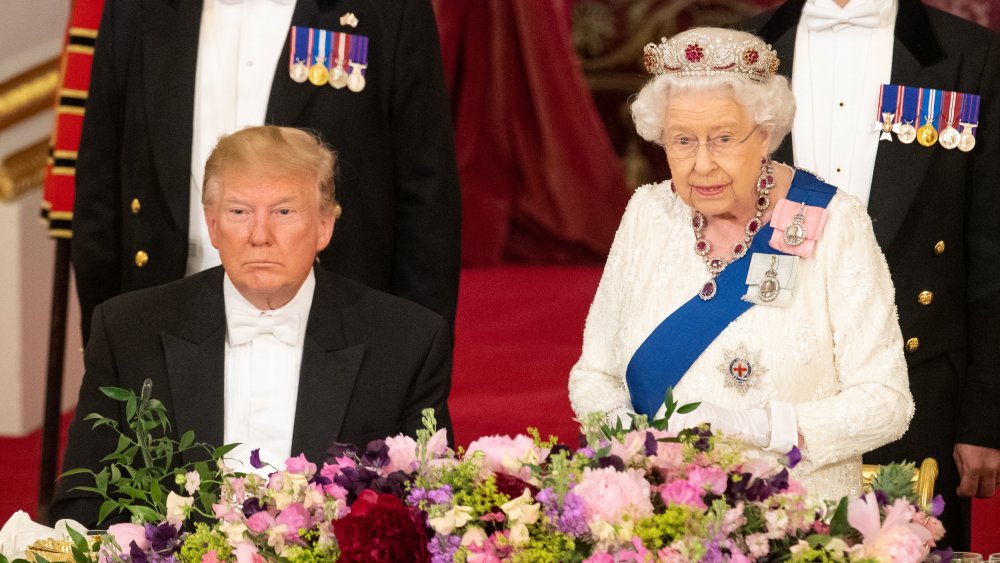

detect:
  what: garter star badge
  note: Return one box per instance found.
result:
[717,344,766,395]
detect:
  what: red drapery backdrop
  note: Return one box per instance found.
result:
[433,0,632,266]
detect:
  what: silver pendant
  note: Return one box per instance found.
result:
[717,344,766,395]
[783,202,807,247]
[290,60,309,83]
[758,255,780,302]
[347,63,367,92]
[958,122,977,152]
[897,122,917,144]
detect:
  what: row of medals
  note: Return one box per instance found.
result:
[291,57,367,92]
[882,114,977,152]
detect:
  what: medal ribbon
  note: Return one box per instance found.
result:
[290,26,310,71]
[939,91,962,129]
[962,93,981,136]
[312,27,326,64]
[880,84,899,120]
[922,87,941,126]
[350,34,369,75]
[625,172,837,418]
[894,85,904,128]
[900,85,920,125]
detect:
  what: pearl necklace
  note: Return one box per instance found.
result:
[692,158,774,300]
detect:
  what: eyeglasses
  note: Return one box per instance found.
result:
[665,125,760,159]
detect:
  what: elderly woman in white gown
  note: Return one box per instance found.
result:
[568,27,913,501]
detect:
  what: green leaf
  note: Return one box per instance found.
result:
[59,467,95,478]
[99,386,132,402]
[126,505,162,523]
[828,497,852,537]
[125,395,137,421]
[97,498,119,525]
[179,430,195,450]
[676,401,701,414]
[213,443,240,459]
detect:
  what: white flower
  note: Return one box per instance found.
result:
[184,470,201,496]
[508,522,530,546]
[165,491,194,528]
[461,527,488,547]
[428,505,474,535]
[765,509,790,539]
[500,490,540,525]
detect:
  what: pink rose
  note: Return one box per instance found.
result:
[849,494,933,563]
[658,479,707,510]
[574,467,654,523]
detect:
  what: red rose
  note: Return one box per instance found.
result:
[685,44,704,62]
[333,490,430,562]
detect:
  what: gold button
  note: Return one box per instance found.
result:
[130,198,141,214]
[934,240,945,255]
[917,291,934,306]
[905,337,920,353]
[134,250,149,268]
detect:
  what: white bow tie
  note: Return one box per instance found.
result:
[802,3,881,31]
[227,309,300,347]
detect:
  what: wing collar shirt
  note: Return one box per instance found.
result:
[792,0,897,206]
[187,0,297,275]
[223,269,315,474]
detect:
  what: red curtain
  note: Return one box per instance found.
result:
[433,0,631,265]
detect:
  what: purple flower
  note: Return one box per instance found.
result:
[242,497,264,518]
[556,492,589,537]
[363,440,390,469]
[597,455,625,471]
[874,489,889,507]
[782,446,802,469]
[428,534,461,563]
[428,485,453,505]
[578,447,595,458]
[326,442,358,462]
[249,448,262,469]
[644,432,658,456]
[140,522,181,562]
[931,494,945,517]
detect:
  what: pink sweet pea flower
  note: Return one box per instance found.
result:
[201,550,220,563]
[848,493,933,562]
[583,553,615,563]
[213,503,242,522]
[426,428,449,457]
[284,454,316,477]
[275,503,311,536]
[686,466,727,495]
[233,541,264,563]
[102,523,149,562]
[246,511,276,534]
[383,434,418,475]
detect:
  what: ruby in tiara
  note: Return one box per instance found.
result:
[685,44,704,62]
[743,49,759,65]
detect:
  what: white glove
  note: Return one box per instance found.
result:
[667,400,798,453]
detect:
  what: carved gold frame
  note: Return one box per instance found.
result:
[0,57,60,202]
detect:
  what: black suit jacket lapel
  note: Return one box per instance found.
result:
[868,0,957,248]
[162,269,226,465]
[143,0,202,232]
[291,268,365,461]
[267,0,345,126]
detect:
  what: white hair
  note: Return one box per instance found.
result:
[631,73,796,154]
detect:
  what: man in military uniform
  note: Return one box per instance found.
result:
[744,0,1000,549]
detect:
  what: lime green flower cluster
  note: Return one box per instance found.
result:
[634,504,706,552]
[452,474,511,516]
[177,523,233,562]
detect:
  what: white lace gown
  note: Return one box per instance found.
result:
[569,174,914,501]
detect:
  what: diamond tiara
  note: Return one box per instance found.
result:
[643,28,781,84]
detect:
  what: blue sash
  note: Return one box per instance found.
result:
[625,172,836,418]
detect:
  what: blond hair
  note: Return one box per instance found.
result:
[203,126,338,212]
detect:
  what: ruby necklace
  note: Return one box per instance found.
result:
[692,158,774,300]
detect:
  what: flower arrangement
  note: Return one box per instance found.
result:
[3,387,950,563]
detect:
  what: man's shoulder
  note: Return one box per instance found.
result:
[316,269,447,329]
[923,5,1000,52]
[96,268,220,323]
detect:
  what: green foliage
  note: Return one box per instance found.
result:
[451,475,511,517]
[871,460,918,504]
[509,531,581,563]
[63,379,235,526]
